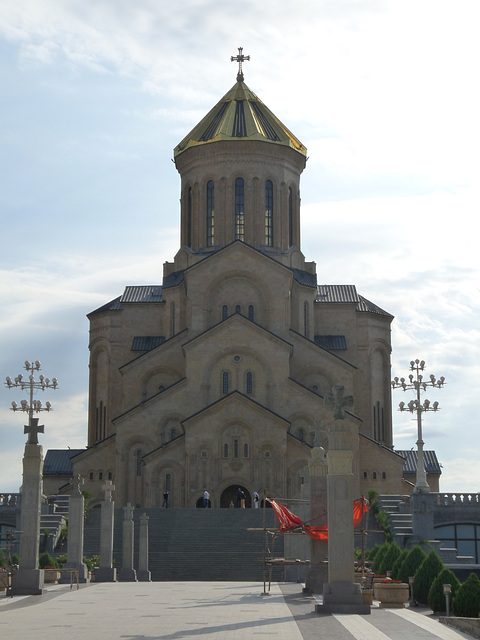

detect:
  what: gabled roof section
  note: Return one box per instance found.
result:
[316,285,392,318]
[43,449,84,476]
[174,81,307,158]
[89,296,122,316]
[397,450,442,474]
[357,295,394,318]
[120,285,163,303]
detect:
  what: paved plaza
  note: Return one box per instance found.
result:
[0,581,476,640]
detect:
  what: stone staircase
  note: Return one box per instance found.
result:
[40,495,69,554]
[83,507,285,581]
[377,494,413,546]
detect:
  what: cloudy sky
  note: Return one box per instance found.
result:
[1,0,479,495]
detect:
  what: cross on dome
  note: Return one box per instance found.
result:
[231,47,250,82]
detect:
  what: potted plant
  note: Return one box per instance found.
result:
[375,577,409,608]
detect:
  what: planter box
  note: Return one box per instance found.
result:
[44,570,61,583]
[362,589,373,605]
[0,573,9,591]
[375,582,409,608]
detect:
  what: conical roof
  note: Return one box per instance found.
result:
[174,80,307,158]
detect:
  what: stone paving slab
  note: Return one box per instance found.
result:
[0,582,477,640]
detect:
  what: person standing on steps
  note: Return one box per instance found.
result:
[253,490,259,508]
[162,490,169,507]
[203,489,210,508]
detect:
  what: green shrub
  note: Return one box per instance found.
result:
[372,543,390,574]
[378,543,402,576]
[428,568,461,613]
[39,552,57,569]
[453,573,480,618]
[397,545,427,584]
[391,549,408,581]
[366,543,382,562]
[412,550,444,605]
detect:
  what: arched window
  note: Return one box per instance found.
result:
[235,178,245,241]
[243,443,249,458]
[234,439,239,458]
[288,186,294,246]
[265,180,273,246]
[170,428,176,440]
[108,471,112,480]
[222,372,229,394]
[224,443,229,457]
[136,449,142,476]
[99,471,103,481]
[248,305,254,321]
[299,428,304,442]
[89,472,94,481]
[187,187,192,247]
[373,471,377,480]
[206,180,215,247]
[246,371,253,395]
[166,473,171,491]
[222,305,228,320]
[235,304,241,314]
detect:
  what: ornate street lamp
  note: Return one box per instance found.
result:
[5,360,58,443]
[392,359,445,493]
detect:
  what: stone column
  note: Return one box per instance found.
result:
[118,502,137,581]
[95,479,117,582]
[304,441,328,593]
[62,474,89,582]
[12,422,45,595]
[319,385,369,614]
[137,512,151,581]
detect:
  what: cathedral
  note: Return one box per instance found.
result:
[69,52,407,508]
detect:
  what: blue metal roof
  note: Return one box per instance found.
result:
[314,335,347,350]
[131,336,166,351]
[397,450,442,474]
[120,286,163,303]
[43,449,84,476]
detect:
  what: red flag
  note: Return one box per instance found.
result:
[268,496,368,540]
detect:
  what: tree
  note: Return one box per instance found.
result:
[391,549,408,581]
[412,549,444,605]
[428,568,460,614]
[397,545,427,584]
[378,543,402,576]
[453,573,480,618]
[372,543,390,574]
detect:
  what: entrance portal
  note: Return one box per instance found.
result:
[220,485,251,508]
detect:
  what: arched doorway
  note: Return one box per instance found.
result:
[220,485,251,508]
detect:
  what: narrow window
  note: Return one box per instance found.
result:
[89,472,94,481]
[206,180,215,247]
[99,471,103,481]
[136,449,142,476]
[248,305,254,321]
[187,187,192,247]
[288,187,294,246]
[170,428,176,440]
[222,305,228,320]
[166,473,171,491]
[304,301,308,337]
[382,472,386,480]
[246,371,253,395]
[299,428,304,442]
[235,178,245,241]
[373,472,377,480]
[108,471,112,480]
[234,439,239,458]
[243,443,249,458]
[265,180,273,246]
[235,304,241,314]
[224,443,229,457]
[363,471,367,480]
[223,372,229,394]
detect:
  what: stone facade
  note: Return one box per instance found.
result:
[72,74,403,508]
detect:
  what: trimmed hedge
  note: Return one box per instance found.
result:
[412,549,444,605]
[391,549,408,581]
[378,543,402,576]
[453,572,480,618]
[397,545,427,584]
[428,568,461,613]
